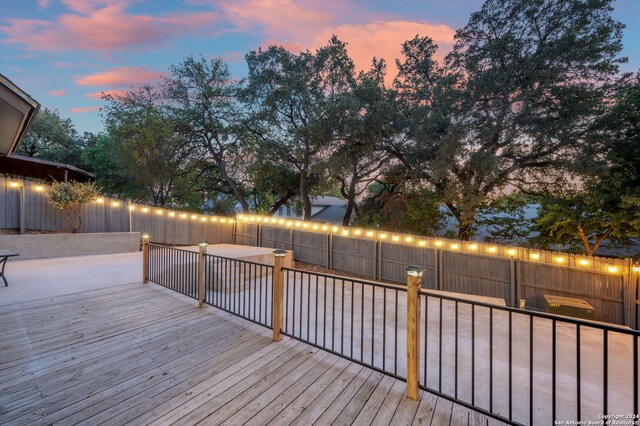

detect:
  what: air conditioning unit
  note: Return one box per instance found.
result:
[540,295,595,320]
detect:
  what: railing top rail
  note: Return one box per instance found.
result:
[148,243,199,255]
[420,289,640,337]
[283,266,407,292]
[203,252,274,269]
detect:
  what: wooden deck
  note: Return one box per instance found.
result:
[0,283,505,425]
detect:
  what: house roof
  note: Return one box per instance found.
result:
[0,73,40,156]
[311,196,347,206]
[0,154,95,182]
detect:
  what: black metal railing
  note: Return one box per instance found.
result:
[281,268,407,381]
[203,253,274,329]
[418,290,640,426]
[145,243,639,425]
[148,243,198,298]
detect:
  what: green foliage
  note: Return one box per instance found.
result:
[355,182,444,236]
[533,75,640,255]
[17,108,85,167]
[476,193,535,245]
[46,181,98,232]
[390,0,625,240]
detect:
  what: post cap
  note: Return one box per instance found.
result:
[142,234,150,240]
[406,265,425,277]
[273,249,287,257]
[198,241,209,247]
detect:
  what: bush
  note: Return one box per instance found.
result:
[46,181,99,232]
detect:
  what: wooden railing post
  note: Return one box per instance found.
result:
[406,265,425,401]
[198,241,208,307]
[142,234,150,284]
[272,249,287,341]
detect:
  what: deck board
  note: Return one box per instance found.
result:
[0,283,506,425]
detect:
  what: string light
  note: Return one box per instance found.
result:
[321,225,329,231]
[221,218,227,223]
[435,241,443,247]
[380,233,387,239]
[180,213,187,219]
[129,205,135,211]
[111,201,120,207]
[530,253,541,261]
[507,249,517,257]
[212,217,219,222]
[34,185,44,192]
[632,265,640,272]
[366,231,375,237]
[168,211,175,217]
[96,197,105,204]
[554,256,565,264]
[332,226,339,233]
[607,266,619,274]
[578,259,590,266]
[200,217,207,222]
[9,181,20,188]
[418,240,427,246]
[469,244,478,251]
[312,224,319,230]
[155,209,163,215]
[487,246,497,253]
[392,235,400,242]
[405,237,413,243]
[191,214,197,220]
[451,243,460,250]
[142,207,149,213]
[354,229,362,236]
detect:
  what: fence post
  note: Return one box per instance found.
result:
[272,249,287,341]
[142,234,150,284]
[198,241,208,307]
[19,182,25,235]
[406,265,425,401]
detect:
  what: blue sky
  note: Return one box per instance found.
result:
[1,0,638,134]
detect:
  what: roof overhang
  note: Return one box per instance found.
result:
[0,154,95,182]
[0,74,40,156]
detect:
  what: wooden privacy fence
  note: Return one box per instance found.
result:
[0,177,234,245]
[235,217,640,328]
[2,176,638,328]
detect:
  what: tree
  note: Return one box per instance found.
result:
[390,0,625,240]
[17,108,85,167]
[243,36,355,220]
[330,59,397,225]
[534,73,640,255]
[46,181,98,232]
[95,85,196,207]
[164,55,253,212]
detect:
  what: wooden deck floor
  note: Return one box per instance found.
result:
[0,283,506,425]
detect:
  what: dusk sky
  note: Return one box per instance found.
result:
[1,0,639,134]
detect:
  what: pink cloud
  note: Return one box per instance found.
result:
[38,0,52,9]
[76,66,164,87]
[214,1,455,84]
[217,0,334,42]
[0,1,219,52]
[48,89,68,96]
[86,89,127,100]
[70,106,100,113]
[311,21,456,83]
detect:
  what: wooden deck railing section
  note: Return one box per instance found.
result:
[145,239,640,425]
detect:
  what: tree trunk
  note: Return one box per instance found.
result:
[218,161,249,213]
[342,176,358,226]
[267,191,295,216]
[300,172,312,220]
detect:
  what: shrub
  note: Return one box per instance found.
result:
[46,181,99,233]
